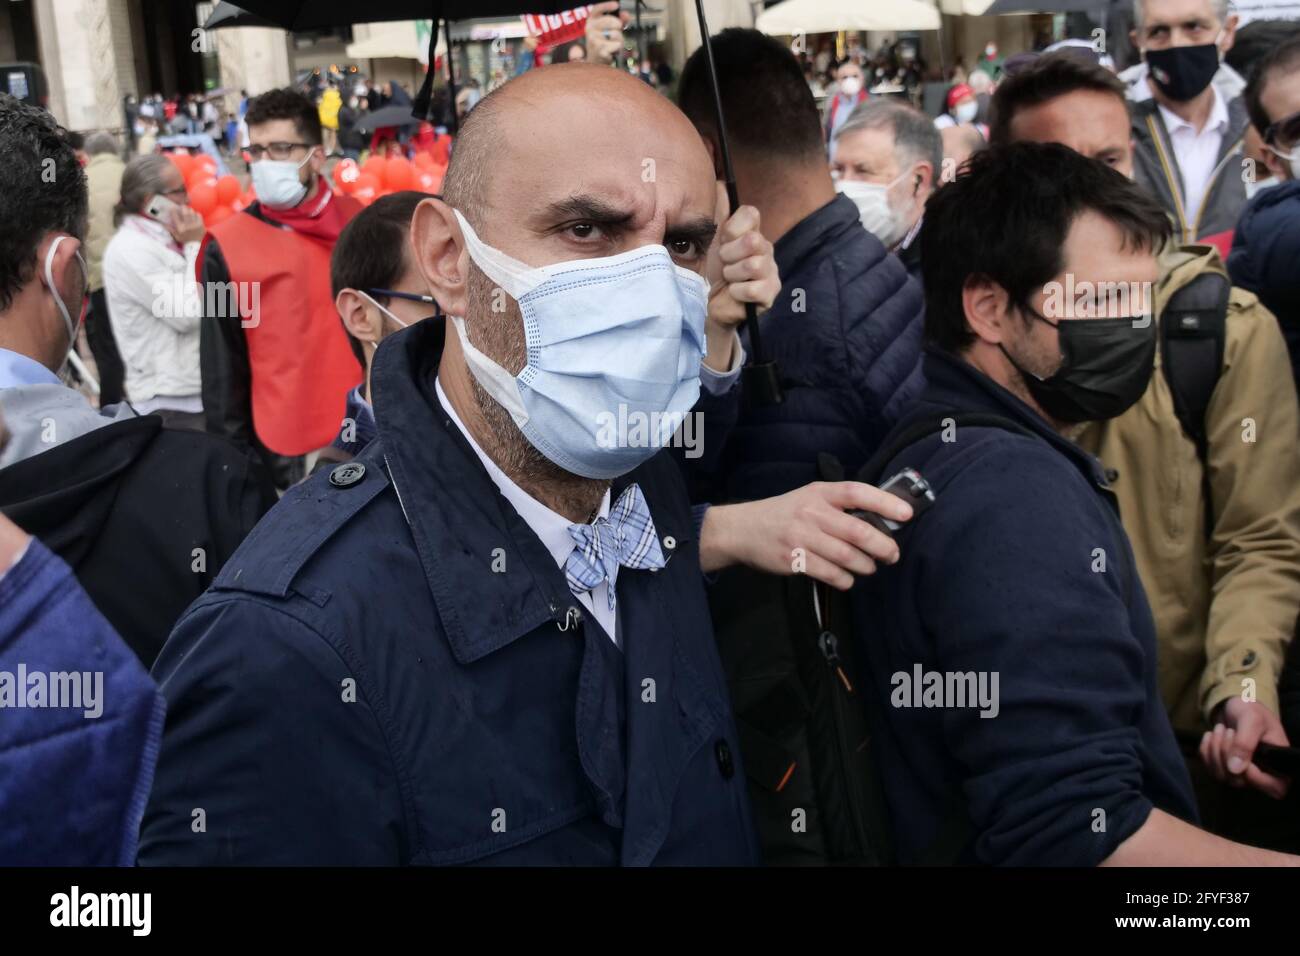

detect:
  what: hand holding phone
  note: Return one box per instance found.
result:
[850,468,935,538]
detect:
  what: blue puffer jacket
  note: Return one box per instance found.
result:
[0,539,163,865]
[691,193,925,502]
[1227,179,1300,393]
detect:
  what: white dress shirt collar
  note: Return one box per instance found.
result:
[1155,83,1229,137]
[433,377,618,642]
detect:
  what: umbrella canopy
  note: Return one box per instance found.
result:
[756,0,942,35]
[354,103,424,133]
[207,1,581,30]
[202,2,282,30]
[983,0,1112,12]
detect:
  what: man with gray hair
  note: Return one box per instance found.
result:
[1123,0,1249,251]
[832,98,942,277]
[82,130,126,405]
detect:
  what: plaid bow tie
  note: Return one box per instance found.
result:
[565,483,666,610]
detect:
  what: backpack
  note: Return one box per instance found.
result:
[1161,270,1231,460]
[708,410,1035,865]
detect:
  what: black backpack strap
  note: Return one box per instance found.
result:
[856,410,1038,486]
[1161,271,1230,461]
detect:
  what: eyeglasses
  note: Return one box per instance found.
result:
[1263,110,1300,150]
[244,142,315,162]
[367,288,438,308]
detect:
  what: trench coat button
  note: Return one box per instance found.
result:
[715,739,734,779]
[1104,468,1120,484]
[329,462,366,488]
[662,535,677,552]
[1242,650,1257,667]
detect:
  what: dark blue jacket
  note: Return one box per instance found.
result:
[691,193,925,502]
[330,384,377,458]
[1227,179,1300,393]
[139,318,760,866]
[853,349,1198,866]
[1,539,163,865]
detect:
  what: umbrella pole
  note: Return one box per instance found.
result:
[444,16,459,135]
[692,0,782,405]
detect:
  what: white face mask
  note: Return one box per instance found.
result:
[1266,143,1300,183]
[836,170,913,249]
[250,147,316,208]
[954,101,979,124]
[44,235,87,370]
[839,76,862,98]
[1244,174,1281,199]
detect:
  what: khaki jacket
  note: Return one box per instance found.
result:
[1078,244,1300,734]
[84,152,125,292]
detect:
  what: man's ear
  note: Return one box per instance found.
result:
[1220,14,1239,54]
[308,144,327,176]
[1261,145,1288,180]
[963,274,1013,347]
[336,289,381,345]
[41,234,83,300]
[411,197,470,317]
[915,160,936,195]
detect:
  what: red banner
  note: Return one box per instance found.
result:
[521,5,594,48]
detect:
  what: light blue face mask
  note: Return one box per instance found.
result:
[450,208,710,480]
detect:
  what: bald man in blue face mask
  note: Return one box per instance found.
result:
[140,63,913,866]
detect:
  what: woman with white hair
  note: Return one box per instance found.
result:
[101,155,207,428]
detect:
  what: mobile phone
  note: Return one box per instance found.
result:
[851,467,935,537]
[145,194,177,223]
[1254,742,1300,778]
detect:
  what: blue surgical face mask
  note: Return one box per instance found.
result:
[450,208,709,480]
[250,148,316,208]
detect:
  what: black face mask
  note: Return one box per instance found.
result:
[999,302,1156,424]
[1145,42,1220,102]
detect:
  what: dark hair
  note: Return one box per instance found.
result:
[920,142,1171,353]
[0,94,88,312]
[677,28,825,163]
[1226,18,1300,82]
[245,87,322,144]
[988,53,1127,147]
[331,190,432,367]
[1245,33,1300,136]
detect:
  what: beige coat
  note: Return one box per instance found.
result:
[1078,243,1300,734]
[84,152,125,292]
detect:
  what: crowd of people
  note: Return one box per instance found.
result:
[2,0,1300,869]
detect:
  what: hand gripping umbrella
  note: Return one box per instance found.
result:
[210,0,781,403]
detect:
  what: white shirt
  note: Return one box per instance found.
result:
[1151,81,1230,229]
[434,378,620,645]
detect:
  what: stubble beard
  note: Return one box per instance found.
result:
[462,262,610,523]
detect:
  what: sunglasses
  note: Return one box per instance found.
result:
[1262,110,1300,150]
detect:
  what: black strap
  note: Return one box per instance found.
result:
[856,409,1038,485]
[1161,271,1230,462]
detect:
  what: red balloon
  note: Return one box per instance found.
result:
[189,182,218,216]
[332,158,360,193]
[413,151,434,170]
[206,205,233,225]
[215,175,241,206]
[385,157,414,190]
[351,172,380,205]
[194,154,217,173]
[360,156,387,189]
[169,151,193,175]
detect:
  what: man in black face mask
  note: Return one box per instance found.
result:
[1124,0,1249,251]
[853,142,1299,865]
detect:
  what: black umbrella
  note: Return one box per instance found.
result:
[354,103,423,134]
[983,0,1111,13]
[214,0,781,401]
[201,2,283,30]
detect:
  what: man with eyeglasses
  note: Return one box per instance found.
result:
[199,87,364,488]
[1123,0,1249,254]
[1229,33,1300,394]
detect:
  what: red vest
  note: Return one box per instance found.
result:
[211,198,362,456]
